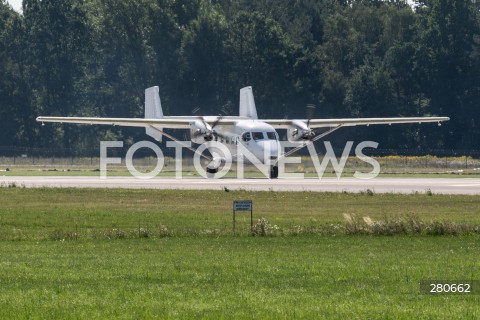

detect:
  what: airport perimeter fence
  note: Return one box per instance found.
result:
[1,146,480,174]
[0,145,173,167]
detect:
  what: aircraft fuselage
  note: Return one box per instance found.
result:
[196,119,280,166]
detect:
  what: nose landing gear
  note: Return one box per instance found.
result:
[270,166,278,179]
[206,167,218,179]
[206,157,225,178]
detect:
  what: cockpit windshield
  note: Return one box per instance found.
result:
[250,131,277,141]
[252,132,264,141]
[266,132,277,140]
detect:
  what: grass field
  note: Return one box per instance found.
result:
[0,188,479,319]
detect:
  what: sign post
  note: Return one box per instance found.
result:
[232,200,253,233]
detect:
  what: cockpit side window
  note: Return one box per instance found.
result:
[266,132,277,140]
[252,132,264,141]
[242,132,251,142]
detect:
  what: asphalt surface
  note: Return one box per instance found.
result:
[1,176,480,194]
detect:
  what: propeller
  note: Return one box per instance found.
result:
[191,104,230,141]
[211,115,228,140]
[211,115,223,130]
[303,104,316,139]
[192,115,226,142]
[191,106,201,115]
[306,104,316,127]
[190,107,210,140]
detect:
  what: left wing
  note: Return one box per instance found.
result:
[35,116,241,129]
[263,117,449,129]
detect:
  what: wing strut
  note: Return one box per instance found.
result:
[147,125,213,161]
[277,125,343,162]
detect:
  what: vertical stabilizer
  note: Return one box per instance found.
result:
[145,86,164,141]
[239,86,258,119]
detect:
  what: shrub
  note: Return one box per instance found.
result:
[343,213,367,235]
[103,228,126,239]
[251,218,279,236]
[50,229,80,241]
[345,214,479,236]
[158,225,170,237]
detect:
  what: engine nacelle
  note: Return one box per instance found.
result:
[189,120,213,144]
[287,120,315,142]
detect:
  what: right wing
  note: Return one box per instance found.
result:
[263,117,450,129]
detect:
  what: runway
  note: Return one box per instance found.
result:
[1,176,480,195]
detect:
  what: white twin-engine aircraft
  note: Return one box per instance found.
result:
[37,86,449,178]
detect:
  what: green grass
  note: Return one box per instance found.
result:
[1,236,479,319]
[1,188,480,239]
[3,164,480,178]
[0,188,479,319]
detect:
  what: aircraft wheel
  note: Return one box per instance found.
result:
[206,167,218,179]
[270,166,278,179]
[206,167,218,174]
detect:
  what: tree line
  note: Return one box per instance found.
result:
[0,0,479,151]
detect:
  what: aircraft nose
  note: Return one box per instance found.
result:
[258,140,279,164]
[269,141,279,158]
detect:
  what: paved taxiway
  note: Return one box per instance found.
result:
[1,176,480,194]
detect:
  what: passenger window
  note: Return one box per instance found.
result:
[252,132,264,141]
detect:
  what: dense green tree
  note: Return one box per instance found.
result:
[73,0,180,148]
[0,1,24,146]
[22,0,91,148]
[226,11,297,117]
[0,0,479,151]
[414,0,480,148]
[218,0,326,47]
[178,0,230,114]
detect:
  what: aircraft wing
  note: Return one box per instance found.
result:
[263,116,450,129]
[35,116,240,129]
[37,115,449,129]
